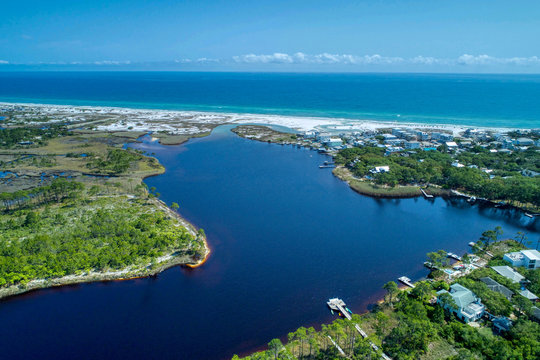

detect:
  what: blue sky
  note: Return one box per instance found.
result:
[2,0,540,72]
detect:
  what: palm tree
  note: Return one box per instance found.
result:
[515,231,527,246]
[268,338,283,360]
[383,281,399,306]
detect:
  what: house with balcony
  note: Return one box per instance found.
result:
[437,283,485,323]
[503,249,540,269]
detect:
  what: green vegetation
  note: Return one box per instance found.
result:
[0,183,203,288]
[0,125,69,148]
[86,148,145,174]
[239,237,540,360]
[335,146,540,208]
[0,178,84,211]
[0,118,207,297]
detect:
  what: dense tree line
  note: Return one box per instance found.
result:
[0,178,84,211]
[86,149,144,174]
[239,276,540,360]
[239,232,540,360]
[0,197,196,287]
[0,124,68,148]
[335,146,540,207]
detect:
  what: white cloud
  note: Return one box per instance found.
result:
[233,53,294,64]
[233,52,404,65]
[0,60,9,64]
[196,57,220,63]
[93,60,131,65]
[456,54,540,66]
[231,52,540,68]
[410,56,446,65]
[457,54,495,65]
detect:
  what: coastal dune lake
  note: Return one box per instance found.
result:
[0,125,537,360]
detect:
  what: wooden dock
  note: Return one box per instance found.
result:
[398,276,415,288]
[420,188,433,198]
[327,298,392,360]
[327,335,346,357]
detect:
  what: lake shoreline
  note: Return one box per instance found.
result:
[0,135,211,301]
[231,125,539,213]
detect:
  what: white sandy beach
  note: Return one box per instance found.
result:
[0,101,522,136]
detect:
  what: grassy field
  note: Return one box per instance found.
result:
[333,166,426,198]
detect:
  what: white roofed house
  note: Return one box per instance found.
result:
[370,166,390,174]
[491,266,526,284]
[513,137,534,146]
[437,284,485,323]
[503,249,540,269]
[445,141,458,150]
[325,137,343,148]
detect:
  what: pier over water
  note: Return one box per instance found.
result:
[328,298,392,359]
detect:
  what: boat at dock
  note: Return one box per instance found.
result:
[319,164,335,168]
[327,298,393,359]
[447,252,462,261]
[468,242,477,247]
[327,298,352,320]
[424,261,438,270]
[467,196,477,203]
[398,276,415,288]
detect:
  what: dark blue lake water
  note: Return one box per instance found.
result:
[0,126,537,360]
[1,72,540,128]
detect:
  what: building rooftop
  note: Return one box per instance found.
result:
[505,252,525,262]
[522,249,540,261]
[480,277,514,299]
[449,283,477,309]
[492,266,526,283]
[519,289,538,301]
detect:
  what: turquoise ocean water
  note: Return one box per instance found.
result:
[0,72,539,128]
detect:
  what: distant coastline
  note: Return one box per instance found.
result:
[0,101,530,137]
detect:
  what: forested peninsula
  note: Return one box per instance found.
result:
[0,108,209,299]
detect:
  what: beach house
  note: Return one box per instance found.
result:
[480,277,514,300]
[503,249,540,269]
[370,166,390,174]
[491,266,526,283]
[437,284,485,323]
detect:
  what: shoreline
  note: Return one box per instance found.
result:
[0,241,209,301]
[0,101,531,136]
[0,146,211,302]
[232,125,539,213]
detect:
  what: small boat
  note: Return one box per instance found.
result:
[331,309,334,315]
[447,252,462,261]
[467,196,476,203]
[346,307,352,314]
[468,242,477,247]
[525,213,534,218]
